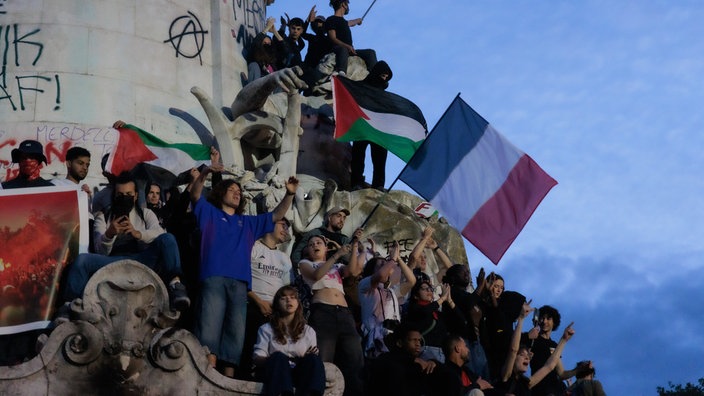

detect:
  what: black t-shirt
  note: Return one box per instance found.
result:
[303,32,332,67]
[1,176,54,189]
[523,335,566,396]
[325,15,352,46]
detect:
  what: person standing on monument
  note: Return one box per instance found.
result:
[189,163,298,378]
[350,60,394,191]
[240,217,294,379]
[298,234,365,396]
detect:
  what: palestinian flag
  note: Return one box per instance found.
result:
[107,124,211,176]
[332,76,427,162]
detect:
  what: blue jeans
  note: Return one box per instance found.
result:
[466,339,490,380]
[261,352,325,396]
[309,303,364,396]
[195,276,247,365]
[64,233,182,301]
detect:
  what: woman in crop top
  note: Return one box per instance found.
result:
[298,234,365,396]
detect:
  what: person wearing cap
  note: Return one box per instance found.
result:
[302,12,331,70]
[240,217,295,379]
[189,162,299,378]
[0,139,54,367]
[290,205,362,266]
[1,140,54,189]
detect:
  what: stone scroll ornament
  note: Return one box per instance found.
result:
[0,260,344,395]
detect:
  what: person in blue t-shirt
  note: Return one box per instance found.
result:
[189,163,298,378]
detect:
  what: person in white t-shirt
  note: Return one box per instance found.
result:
[241,217,294,378]
[253,285,325,396]
[52,146,93,214]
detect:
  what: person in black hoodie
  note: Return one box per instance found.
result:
[350,61,393,191]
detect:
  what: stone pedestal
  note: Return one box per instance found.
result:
[0,260,344,395]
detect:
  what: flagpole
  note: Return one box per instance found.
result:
[361,0,378,20]
[358,92,462,228]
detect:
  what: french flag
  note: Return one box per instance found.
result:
[399,96,557,264]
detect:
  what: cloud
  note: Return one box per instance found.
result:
[493,249,704,394]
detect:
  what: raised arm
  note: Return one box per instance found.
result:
[347,18,362,27]
[391,241,417,296]
[408,226,433,269]
[272,176,299,221]
[528,322,575,388]
[303,243,351,282]
[370,258,395,289]
[556,358,578,380]
[426,237,452,270]
[189,166,212,204]
[342,239,364,278]
[501,301,533,382]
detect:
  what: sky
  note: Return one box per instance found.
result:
[268,1,704,394]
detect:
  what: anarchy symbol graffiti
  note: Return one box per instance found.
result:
[164,11,209,65]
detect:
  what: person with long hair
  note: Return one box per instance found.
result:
[253,285,325,396]
[190,164,298,378]
[298,234,365,396]
[404,279,463,363]
[144,181,166,226]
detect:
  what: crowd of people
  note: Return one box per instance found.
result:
[246,0,390,191]
[0,2,608,395]
[0,134,608,396]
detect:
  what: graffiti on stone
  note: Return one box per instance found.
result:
[231,0,266,53]
[164,11,208,66]
[382,238,416,262]
[0,125,117,181]
[0,10,61,112]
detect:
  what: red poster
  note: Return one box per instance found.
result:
[0,186,88,335]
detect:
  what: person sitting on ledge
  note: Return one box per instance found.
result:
[253,285,325,396]
[64,173,190,311]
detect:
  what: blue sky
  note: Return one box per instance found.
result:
[269,1,704,394]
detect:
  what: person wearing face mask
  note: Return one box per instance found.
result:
[63,173,189,312]
[1,140,54,189]
[0,140,54,367]
[350,61,394,191]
